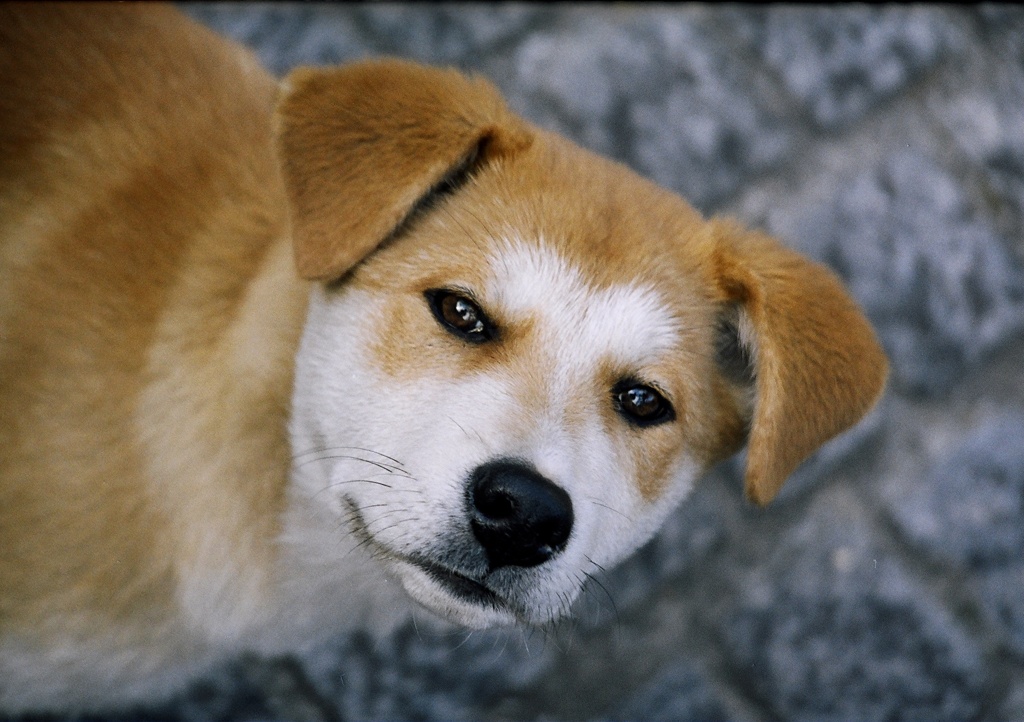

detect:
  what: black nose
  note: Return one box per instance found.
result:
[467,460,574,570]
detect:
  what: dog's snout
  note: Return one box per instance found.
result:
[468,461,573,570]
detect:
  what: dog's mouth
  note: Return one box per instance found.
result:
[413,558,501,607]
[342,498,511,619]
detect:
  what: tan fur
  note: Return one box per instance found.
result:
[276,60,533,281]
[0,2,308,700]
[0,3,886,712]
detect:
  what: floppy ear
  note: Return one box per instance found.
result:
[711,221,888,505]
[275,59,533,281]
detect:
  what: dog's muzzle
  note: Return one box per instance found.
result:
[352,458,578,624]
[466,460,574,570]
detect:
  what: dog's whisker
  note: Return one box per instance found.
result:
[351,534,377,555]
[343,446,408,468]
[295,453,411,477]
[326,484,427,504]
[582,555,619,620]
[318,467,425,496]
[583,554,610,576]
[326,478,394,490]
[309,483,338,504]
[582,569,619,625]
[519,626,532,656]
[363,518,414,540]
[559,582,580,638]
[445,416,489,450]
[350,502,390,511]
[365,517,420,542]
[585,497,633,522]
[544,612,567,653]
[339,503,417,559]
[292,445,407,467]
[291,447,412,478]
[450,629,476,652]
[446,416,472,441]
[355,504,415,524]
[329,466,405,483]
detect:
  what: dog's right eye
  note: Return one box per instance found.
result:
[612,379,675,428]
[425,289,496,344]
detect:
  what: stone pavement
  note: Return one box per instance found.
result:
[30,4,1024,720]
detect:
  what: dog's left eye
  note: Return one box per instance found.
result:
[425,289,496,343]
[612,380,675,427]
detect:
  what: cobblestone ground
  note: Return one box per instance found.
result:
[29,4,1024,720]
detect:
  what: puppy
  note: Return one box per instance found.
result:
[0,3,887,713]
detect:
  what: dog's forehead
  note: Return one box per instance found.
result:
[485,239,680,365]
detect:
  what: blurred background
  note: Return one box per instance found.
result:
[44,4,1024,720]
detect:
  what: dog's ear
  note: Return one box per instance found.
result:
[275,59,532,281]
[710,221,888,505]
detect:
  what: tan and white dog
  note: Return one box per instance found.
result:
[0,3,887,713]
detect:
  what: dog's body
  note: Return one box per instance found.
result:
[0,4,887,713]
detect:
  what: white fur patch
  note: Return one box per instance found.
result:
[488,238,680,370]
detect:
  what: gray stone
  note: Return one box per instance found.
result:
[298,625,559,721]
[351,4,551,67]
[927,35,1024,251]
[506,10,793,212]
[167,655,334,722]
[180,3,374,74]
[1001,669,1024,722]
[975,5,1024,56]
[885,412,1024,569]
[977,563,1024,662]
[508,12,657,160]
[733,6,966,129]
[606,657,728,722]
[716,492,988,721]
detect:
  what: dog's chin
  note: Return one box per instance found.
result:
[390,559,518,629]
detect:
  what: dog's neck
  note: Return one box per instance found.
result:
[257,479,427,653]
[134,228,312,645]
[202,236,423,649]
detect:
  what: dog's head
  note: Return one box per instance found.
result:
[275,60,887,628]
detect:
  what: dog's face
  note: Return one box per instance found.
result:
[289,156,722,628]
[278,61,888,629]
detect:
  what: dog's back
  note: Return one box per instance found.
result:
[0,4,305,709]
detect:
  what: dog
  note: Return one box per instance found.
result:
[0,3,888,713]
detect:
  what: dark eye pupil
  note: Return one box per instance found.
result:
[624,388,658,416]
[427,289,494,343]
[442,295,483,333]
[613,380,674,427]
